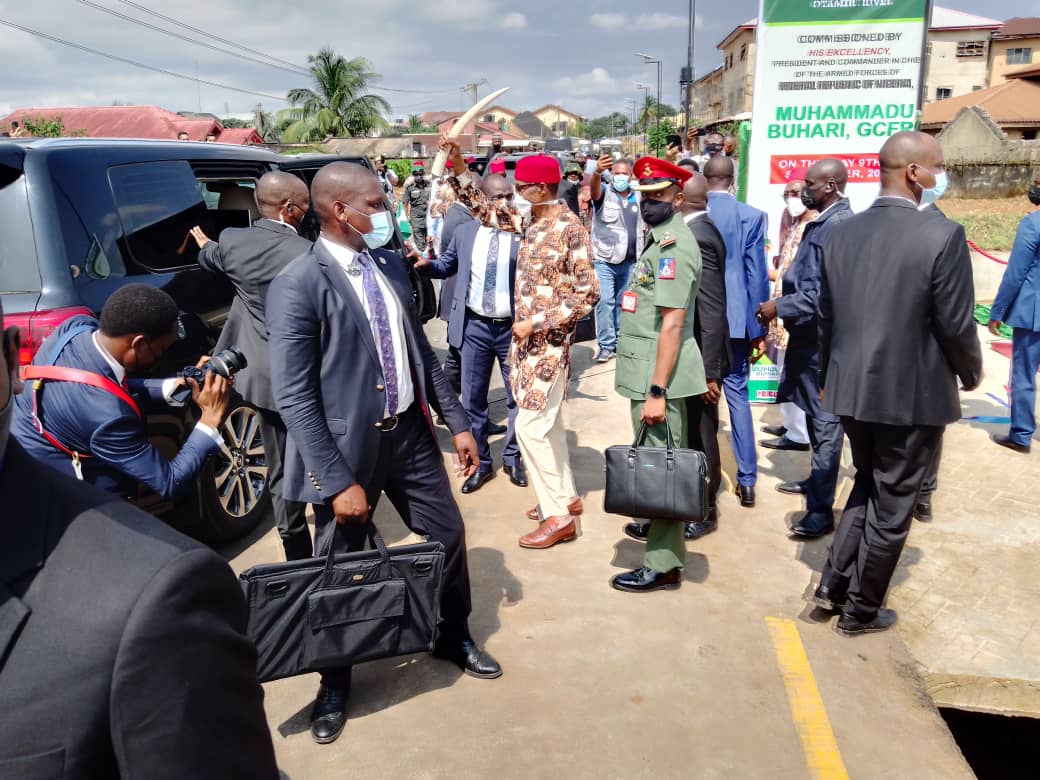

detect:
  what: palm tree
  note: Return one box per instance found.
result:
[283,48,390,141]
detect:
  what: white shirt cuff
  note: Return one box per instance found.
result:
[162,378,185,406]
[195,422,224,447]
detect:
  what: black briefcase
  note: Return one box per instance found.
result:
[239,522,445,683]
[603,419,709,523]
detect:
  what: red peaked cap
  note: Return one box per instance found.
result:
[515,155,561,185]
[632,156,693,192]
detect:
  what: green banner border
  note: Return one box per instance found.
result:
[763,0,928,25]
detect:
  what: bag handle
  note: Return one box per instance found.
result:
[631,416,677,453]
[319,518,392,588]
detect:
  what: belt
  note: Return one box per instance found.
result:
[467,309,512,327]
[373,402,417,432]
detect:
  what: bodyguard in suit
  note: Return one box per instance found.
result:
[418,173,527,493]
[757,159,854,539]
[704,155,770,507]
[12,284,229,499]
[436,196,478,397]
[0,298,277,779]
[812,132,982,635]
[267,162,501,746]
[190,171,315,560]
[988,173,1040,454]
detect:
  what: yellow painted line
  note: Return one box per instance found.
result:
[766,617,850,780]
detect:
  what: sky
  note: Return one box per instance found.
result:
[1,1,1037,121]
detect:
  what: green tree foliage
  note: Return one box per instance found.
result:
[587,113,630,139]
[647,119,677,157]
[284,48,391,142]
[21,115,87,138]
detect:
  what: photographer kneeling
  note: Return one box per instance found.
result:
[12,284,230,499]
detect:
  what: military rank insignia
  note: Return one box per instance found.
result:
[658,257,676,280]
[659,232,676,248]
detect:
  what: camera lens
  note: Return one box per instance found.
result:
[209,346,247,377]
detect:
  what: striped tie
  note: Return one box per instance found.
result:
[356,252,399,416]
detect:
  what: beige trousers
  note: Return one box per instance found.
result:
[514,371,576,518]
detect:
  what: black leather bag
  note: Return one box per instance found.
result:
[604,419,709,523]
[239,522,445,683]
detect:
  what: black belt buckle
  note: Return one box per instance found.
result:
[376,414,399,432]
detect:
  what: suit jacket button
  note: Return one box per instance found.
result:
[374,421,383,429]
[376,384,385,392]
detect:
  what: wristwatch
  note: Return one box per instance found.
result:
[649,384,668,399]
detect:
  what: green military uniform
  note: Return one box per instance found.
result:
[615,210,706,573]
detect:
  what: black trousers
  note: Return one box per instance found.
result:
[257,408,312,561]
[919,434,943,497]
[804,415,844,520]
[686,394,721,510]
[820,417,943,622]
[315,404,472,689]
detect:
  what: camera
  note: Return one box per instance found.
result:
[169,346,247,405]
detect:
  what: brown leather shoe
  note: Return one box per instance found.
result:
[525,497,584,522]
[519,515,579,549]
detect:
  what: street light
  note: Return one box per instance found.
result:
[623,97,636,155]
[633,83,650,154]
[637,52,663,155]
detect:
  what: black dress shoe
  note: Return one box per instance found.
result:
[433,639,502,679]
[761,424,787,437]
[310,684,348,744]
[737,485,755,507]
[611,566,681,593]
[836,608,898,636]
[461,469,494,494]
[624,521,649,541]
[811,584,846,612]
[913,498,932,522]
[761,435,811,452]
[991,433,1031,454]
[503,461,528,487]
[487,421,508,436]
[684,509,718,540]
[789,513,834,539]
[776,480,807,495]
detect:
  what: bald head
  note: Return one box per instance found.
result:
[878,131,944,203]
[256,171,309,223]
[481,173,511,199]
[312,161,387,250]
[703,155,734,191]
[802,158,848,212]
[681,172,709,213]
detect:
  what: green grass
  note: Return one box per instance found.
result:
[942,198,1031,252]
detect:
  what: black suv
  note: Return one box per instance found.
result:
[0,138,433,544]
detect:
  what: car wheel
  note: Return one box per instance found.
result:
[195,400,271,544]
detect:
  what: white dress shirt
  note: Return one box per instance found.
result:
[683,210,708,225]
[467,226,513,319]
[91,332,224,445]
[320,237,415,417]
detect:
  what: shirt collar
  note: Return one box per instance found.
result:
[259,217,298,235]
[92,331,126,384]
[320,235,360,267]
[648,211,684,242]
[876,194,919,206]
[683,210,707,223]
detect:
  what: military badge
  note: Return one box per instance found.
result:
[658,257,676,280]
[621,291,638,313]
[659,233,676,248]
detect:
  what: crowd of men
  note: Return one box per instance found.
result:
[1,122,1036,775]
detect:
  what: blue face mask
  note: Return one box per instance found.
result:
[346,204,394,249]
[919,170,948,206]
[612,174,631,193]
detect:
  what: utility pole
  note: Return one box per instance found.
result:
[681,0,697,132]
[637,54,663,156]
[195,57,201,113]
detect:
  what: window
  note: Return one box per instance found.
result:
[1007,47,1033,65]
[1023,129,1038,141]
[956,41,985,58]
[0,174,41,292]
[740,43,747,62]
[935,87,953,101]
[483,114,494,123]
[972,85,983,91]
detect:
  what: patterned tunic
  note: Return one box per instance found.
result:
[768,213,816,350]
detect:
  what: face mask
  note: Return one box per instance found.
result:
[919,170,948,206]
[346,206,394,249]
[640,198,674,227]
[704,143,723,156]
[1028,184,1040,206]
[800,187,818,210]
[786,197,808,218]
[612,174,631,193]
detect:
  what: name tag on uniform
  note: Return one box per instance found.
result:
[658,257,676,280]
[621,291,638,313]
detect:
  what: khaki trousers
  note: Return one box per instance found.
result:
[514,371,576,518]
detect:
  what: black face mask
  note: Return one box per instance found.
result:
[1029,184,1040,207]
[704,143,723,156]
[800,187,818,210]
[640,198,674,227]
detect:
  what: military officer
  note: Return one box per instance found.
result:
[611,157,707,593]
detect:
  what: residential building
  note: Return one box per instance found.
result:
[532,104,583,137]
[480,105,519,132]
[989,18,1040,84]
[0,105,262,143]
[691,66,724,126]
[921,64,1040,140]
[716,19,757,120]
[923,8,1001,104]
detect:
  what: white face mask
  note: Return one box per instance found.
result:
[786,197,808,218]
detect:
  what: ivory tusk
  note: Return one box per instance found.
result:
[430,86,510,178]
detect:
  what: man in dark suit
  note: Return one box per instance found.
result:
[267,162,501,746]
[418,173,527,493]
[0,298,277,779]
[11,285,229,499]
[190,171,315,560]
[757,159,854,539]
[436,195,478,397]
[811,132,982,635]
[704,155,770,508]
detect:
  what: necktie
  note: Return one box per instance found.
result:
[482,229,500,314]
[356,252,399,416]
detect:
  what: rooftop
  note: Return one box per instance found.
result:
[993,16,1040,39]
[921,69,1040,128]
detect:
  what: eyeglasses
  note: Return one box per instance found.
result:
[515,182,540,193]
[491,193,514,202]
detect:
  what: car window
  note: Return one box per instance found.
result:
[0,173,41,293]
[109,161,213,271]
[197,178,257,236]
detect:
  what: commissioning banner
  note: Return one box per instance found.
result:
[746,0,929,249]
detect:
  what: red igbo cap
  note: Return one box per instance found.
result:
[488,159,506,174]
[515,155,561,185]
[632,156,693,192]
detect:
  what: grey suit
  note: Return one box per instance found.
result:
[437,202,476,396]
[198,219,314,559]
[0,440,277,779]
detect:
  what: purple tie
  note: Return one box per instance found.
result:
[357,252,399,416]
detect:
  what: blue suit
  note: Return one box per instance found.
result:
[425,221,522,472]
[991,211,1040,446]
[707,191,770,487]
[11,316,218,498]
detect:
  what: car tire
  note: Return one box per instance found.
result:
[194,399,271,545]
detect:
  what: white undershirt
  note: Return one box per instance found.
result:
[467,226,513,318]
[319,237,415,417]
